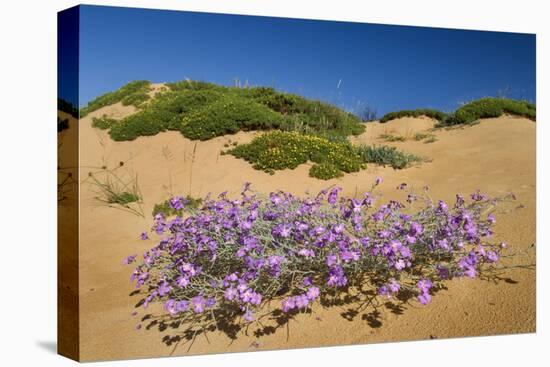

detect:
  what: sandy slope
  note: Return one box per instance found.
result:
[73,105,535,361]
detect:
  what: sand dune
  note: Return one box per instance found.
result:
[71,104,535,361]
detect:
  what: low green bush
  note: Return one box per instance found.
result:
[379,133,406,142]
[380,109,447,123]
[309,162,343,180]
[442,98,536,126]
[81,80,151,117]
[228,131,364,179]
[413,132,433,141]
[355,144,423,169]
[92,115,117,130]
[423,136,438,144]
[109,89,223,141]
[180,95,284,140]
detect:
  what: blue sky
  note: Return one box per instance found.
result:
[68,5,536,115]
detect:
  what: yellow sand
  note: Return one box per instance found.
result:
[68,104,535,361]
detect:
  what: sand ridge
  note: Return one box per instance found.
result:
[70,104,535,361]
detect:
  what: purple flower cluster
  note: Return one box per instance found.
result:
[126,181,510,327]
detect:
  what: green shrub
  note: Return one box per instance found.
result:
[380,109,447,123]
[442,98,536,126]
[180,95,285,140]
[92,115,117,130]
[379,133,406,142]
[229,131,364,179]
[97,80,365,141]
[166,80,226,92]
[80,80,151,117]
[413,132,433,141]
[355,145,423,169]
[242,87,364,136]
[309,162,343,180]
[121,92,150,107]
[108,89,223,141]
[424,136,438,144]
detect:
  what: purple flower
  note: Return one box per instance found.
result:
[417,279,433,292]
[410,222,423,236]
[379,279,400,297]
[249,292,262,305]
[122,254,137,265]
[164,299,178,315]
[389,279,400,293]
[176,300,189,312]
[157,281,171,297]
[326,253,338,267]
[282,297,296,312]
[394,259,406,270]
[378,285,390,297]
[298,248,315,257]
[170,196,186,211]
[294,294,309,309]
[244,309,255,322]
[272,223,292,238]
[332,223,345,234]
[437,239,450,251]
[327,266,347,287]
[224,287,238,301]
[418,292,431,305]
[340,249,360,262]
[375,176,383,186]
[176,276,190,288]
[327,187,342,205]
[455,194,465,207]
[140,232,149,240]
[306,286,320,300]
[205,297,216,308]
[191,296,205,313]
[471,190,487,201]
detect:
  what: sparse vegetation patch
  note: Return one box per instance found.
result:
[229,131,423,179]
[441,98,536,126]
[80,80,152,117]
[380,109,447,123]
[92,115,117,130]
[355,144,423,169]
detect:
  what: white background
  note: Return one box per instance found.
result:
[0,0,547,365]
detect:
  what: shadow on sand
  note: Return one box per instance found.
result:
[129,272,521,355]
